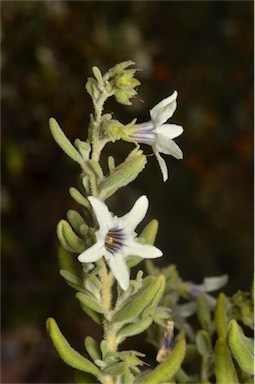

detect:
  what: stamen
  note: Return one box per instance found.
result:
[105,227,126,254]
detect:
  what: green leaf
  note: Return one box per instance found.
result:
[46,318,100,376]
[214,293,229,338]
[103,362,128,376]
[195,330,212,359]
[69,187,90,209]
[76,292,108,314]
[49,118,84,165]
[57,220,86,253]
[75,370,97,384]
[79,302,102,325]
[112,275,165,324]
[58,246,81,277]
[67,210,86,236]
[84,336,101,361]
[60,269,83,287]
[142,275,166,320]
[214,336,238,384]
[228,319,254,374]
[140,219,159,245]
[197,293,212,332]
[99,149,147,200]
[142,339,186,384]
[117,317,153,345]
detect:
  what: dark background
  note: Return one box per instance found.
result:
[1,1,253,382]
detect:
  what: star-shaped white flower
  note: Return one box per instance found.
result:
[78,195,163,291]
[129,91,183,181]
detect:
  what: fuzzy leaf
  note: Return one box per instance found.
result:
[142,339,186,384]
[140,219,159,245]
[58,247,81,277]
[69,187,90,209]
[76,292,108,314]
[195,330,212,359]
[228,319,254,374]
[75,370,97,384]
[79,302,102,326]
[112,275,165,324]
[46,318,100,376]
[57,220,86,253]
[49,118,83,165]
[84,336,101,362]
[215,292,229,338]
[103,362,128,376]
[99,150,146,200]
[197,293,212,331]
[67,210,86,236]
[117,317,153,344]
[215,336,239,384]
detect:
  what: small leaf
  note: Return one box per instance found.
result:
[79,303,102,325]
[58,246,81,277]
[142,339,186,384]
[84,336,101,361]
[76,292,108,314]
[46,318,100,376]
[112,275,165,324]
[75,370,97,384]
[67,210,86,236]
[99,150,147,200]
[117,317,153,345]
[49,118,83,165]
[103,362,128,376]
[69,187,90,209]
[214,293,229,338]
[228,319,254,374]
[215,336,239,384]
[92,66,103,83]
[58,220,86,253]
[197,293,212,331]
[140,219,159,245]
[195,330,212,359]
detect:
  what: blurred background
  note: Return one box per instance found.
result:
[1,1,253,382]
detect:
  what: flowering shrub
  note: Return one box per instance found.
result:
[47,62,254,384]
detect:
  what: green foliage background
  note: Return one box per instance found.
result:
[1,1,253,382]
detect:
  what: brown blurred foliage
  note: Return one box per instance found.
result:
[1,1,253,382]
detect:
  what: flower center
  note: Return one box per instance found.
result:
[105,227,126,254]
[129,122,155,145]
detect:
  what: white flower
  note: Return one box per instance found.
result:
[129,91,183,181]
[78,195,163,291]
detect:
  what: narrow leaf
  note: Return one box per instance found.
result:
[49,118,83,165]
[215,336,239,384]
[228,319,254,374]
[142,339,186,383]
[117,317,153,345]
[214,293,229,338]
[46,318,100,376]
[69,187,90,209]
[84,336,101,361]
[112,275,165,324]
[76,292,108,314]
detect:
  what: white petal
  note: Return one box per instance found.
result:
[203,275,228,292]
[108,254,130,291]
[155,135,183,159]
[150,91,178,127]
[156,124,183,139]
[153,148,169,182]
[125,239,163,259]
[78,240,105,263]
[88,196,113,234]
[120,195,149,232]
